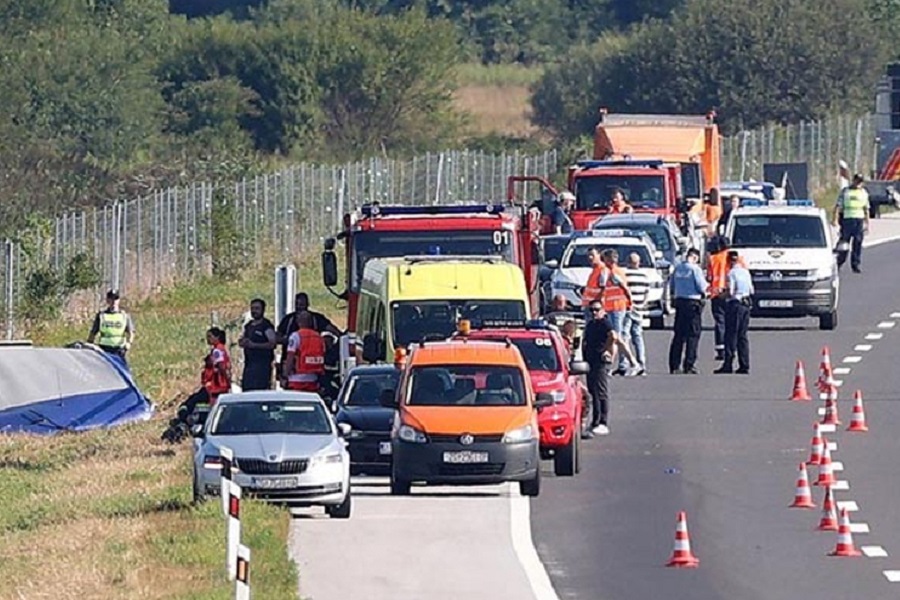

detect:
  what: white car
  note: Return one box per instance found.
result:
[548,230,670,328]
[191,390,352,518]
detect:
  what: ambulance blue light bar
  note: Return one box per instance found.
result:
[359,203,507,217]
[575,160,664,170]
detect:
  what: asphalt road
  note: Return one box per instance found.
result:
[532,239,900,600]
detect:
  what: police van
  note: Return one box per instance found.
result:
[724,199,839,330]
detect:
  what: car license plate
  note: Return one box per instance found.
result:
[250,476,298,489]
[759,299,793,308]
[378,441,392,455]
[443,451,489,464]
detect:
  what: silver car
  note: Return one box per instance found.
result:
[191,390,352,518]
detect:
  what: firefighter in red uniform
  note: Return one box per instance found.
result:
[282,312,326,393]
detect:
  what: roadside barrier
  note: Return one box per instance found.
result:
[847,390,869,432]
[817,485,838,531]
[828,509,862,557]
[220,445,253,598]
[666,511,699,568]
[789,360,811,401]
[789,462,816,509]
[806,422,823,465]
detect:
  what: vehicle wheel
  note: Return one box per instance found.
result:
[326,493,352,519]
[819,311,837,330]
[390,474,411,495]
[554,437,577,477]
[192,472,207,505]
[649,316,665,330]
[520,468,541,497]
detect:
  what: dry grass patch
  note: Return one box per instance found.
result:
[454,85,538,138]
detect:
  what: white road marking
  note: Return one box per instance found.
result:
[854,344,873,352]
[878,321,896,329]
[849,523,870,534]
[883,570,900,582]
[831,461,844,472]
[818,407,826,416]
[832,480,850,490]
[837,501,859,512]
[892,312,900,319]
[827,441,838,452]
[834,367,852,375]
[510,487,562,600]
[843,356,862,363]
[866,333,884,340]
[863,546,888,558]
[834,380,844,388]
[820,424,836,433]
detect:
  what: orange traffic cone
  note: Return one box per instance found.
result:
[814,443,837,487]
[828,509,862,557]
[847,390,869,432]
[790,462,817,508]
[666,511,700,568]
[789,360,811,401]
[817,485,838,531]
[821,387,841,426]
[818,346,834,392]
[806,422,824,465]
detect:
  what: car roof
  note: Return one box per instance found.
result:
[466,328,555,340]
[215,390,324,404]
[409,339,526,368]
[596,213,665,224]
[346,365,399,377]
[569,235,647,246]
[732,205,824,217]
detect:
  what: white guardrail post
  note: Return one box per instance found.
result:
[235,544,251,600]
[220,446,234,516]
[226,479,242,582]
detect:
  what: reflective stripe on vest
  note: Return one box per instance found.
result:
[581,265,607,307]
[602,266,629,312]
[98,312,128,347]
[842,188,869,219]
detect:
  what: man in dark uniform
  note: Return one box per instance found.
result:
[581,300,620,437]
[715,250,754,374]
[238,298,277,390]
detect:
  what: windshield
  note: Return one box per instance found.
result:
[211,401,332,435]
[351,229,516,291]
[563,244,652,269]
[341,371,400,407]
[731,215,827,248]
[474,336,560,371]
[574,175,667,211]
[407,365,527,407]
[595,223,671,252]
[392,300,527,347]
[542,236,571,263]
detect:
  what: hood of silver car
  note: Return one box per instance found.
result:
[209,434,334,462]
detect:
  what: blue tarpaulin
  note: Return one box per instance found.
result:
[0,344,154,434]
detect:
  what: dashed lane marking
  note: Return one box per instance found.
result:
[866,332,884,340]
[820,424,836,433]
[854,344,873,352]
[834,380,844,388]
[883,570,900,582]
[878,321,896,329]
[818,407,826,416]
[891,312,900,318]
[849,523,870,534]
[834,367,852,375]
[837,501,859,512]
[832,480,850,490]
[832,461,844,472]
[863,546,889,558]
[843,356,862,363]
[826,441,838,452]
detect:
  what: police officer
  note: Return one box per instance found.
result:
[282,311,326,393]
[832,173,870,273]
[668,248,706,374]
[715,250,754,374]
[87,289,135,363]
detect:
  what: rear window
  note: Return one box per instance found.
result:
[471,336,560,372]
[407,365,527,407]
[731,215,826,248]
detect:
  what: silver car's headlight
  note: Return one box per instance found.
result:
[310,452,343,467]
[502,425,534,444]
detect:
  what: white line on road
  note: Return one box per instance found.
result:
[832,480,850,490]
[510,488,561,600]
[837,501,859,512]
[892,312,900,319]
[854,344,873,352]
[843,356,862,363]
[878,321,896,329]
[834,367,852,375]
[820,423,836,433]
[863,546,889,558]
[832,461,844,472]
[866,332,884,340]
[818,407,826,416]
[834,380,844,388]
[849,523,870,534]
[883,570,900,582]
[826,442,838,452]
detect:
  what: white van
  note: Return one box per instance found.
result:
[725,200,839,330]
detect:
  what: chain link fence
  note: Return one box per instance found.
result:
[1,114,879,339]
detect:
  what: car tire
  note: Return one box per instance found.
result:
[326,492,352,519]
[520,468,541,497]
[649,316,665,330]
[390,474,411,496]
[819,311,837,331]
[554,436,577,477]
[192,471,207,505]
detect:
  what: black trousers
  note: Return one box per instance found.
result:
[711,296,727,353]
[669,298,703,371]
[723,300,751,371]
[241,363,273,391]
[837,218,864,269]
[586,363,610,427]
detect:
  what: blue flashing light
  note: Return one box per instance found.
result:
[428,245,443,255]
[359,203,507,218]
[739,198,765,207]
[525,319,551,330]
[575,160,664,170]
[785,199,815,207]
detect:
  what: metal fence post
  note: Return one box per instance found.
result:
[5,240,13,340]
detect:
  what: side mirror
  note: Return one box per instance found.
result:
[337,422,352,437]
[361,333,385,363]
[545,259,559,269]
[379,388,398,408]
[534,392,555,409]
[190,423,205,438]
[568,360,590,376]
[322,247,338,288]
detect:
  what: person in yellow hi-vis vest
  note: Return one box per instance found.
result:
[832,173,870,273]
[87,289,135,364]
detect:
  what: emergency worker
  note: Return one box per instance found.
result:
[552,191,575,234]
[87,289,135,363]
[715,250,754,374]
[581,247,607,317]
[599,249,634,375]
[282,312,326,393]
[832,173,870,273]
[706,236,729,360]
[704,188,722,235]
[668,248,706,374]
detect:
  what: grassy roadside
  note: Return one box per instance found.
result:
[0,259,341,600]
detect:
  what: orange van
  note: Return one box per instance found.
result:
[387,337,552,497]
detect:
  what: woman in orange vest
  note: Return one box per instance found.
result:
[282,311,326,393]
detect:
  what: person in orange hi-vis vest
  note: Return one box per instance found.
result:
[703,188,723,235]
[283,311,326,393]
[581,247,607,313]
[706,236,729,360]
[599,249,636,375]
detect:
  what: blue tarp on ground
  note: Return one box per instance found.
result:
[0,344,154,434]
